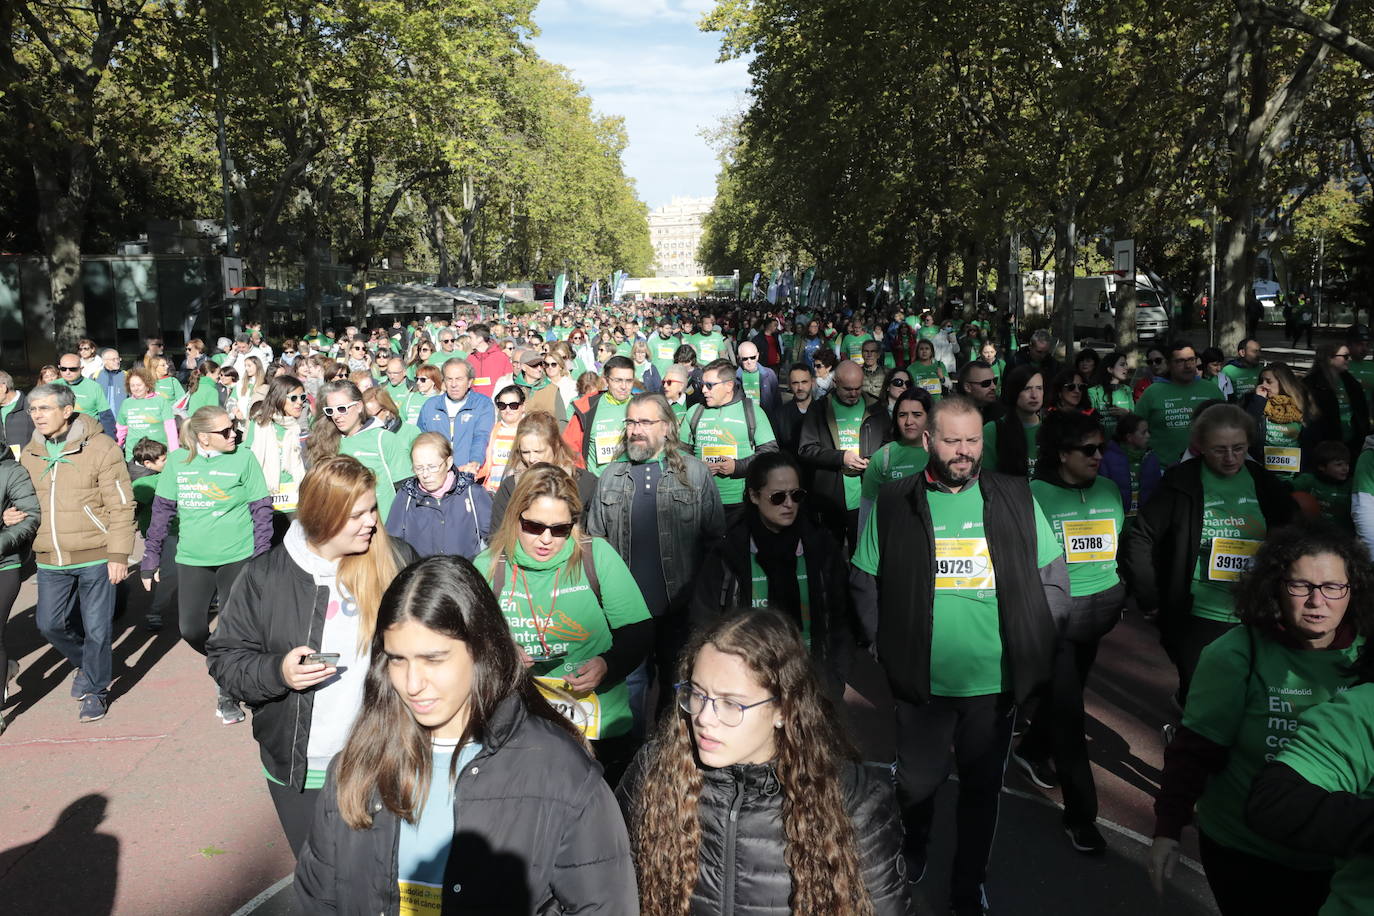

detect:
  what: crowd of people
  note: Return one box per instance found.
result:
[3,303,1374,915]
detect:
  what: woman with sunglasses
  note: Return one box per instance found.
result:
[980,342,1005,392]
[876,367,915,421]
[386,432,491,560]
[344,339,371,373]
[906,337,947,401]
[480,385,526,495]
[984,364,1045,477]
[567,329,596,377]
[1048,367,1096,416]
[1013,411,1126,854]
[400,364,440,427]
[1135,346,1169,400]
[1149,522,1369,914]
[475,464,653,786]
[546,341,579,407]
[208,457,416,857]
[141,405,273,725]
[405,336,435,377]
[292,554,637,913]
[690,451,853,695]
[245,375,310,536]
[307,380,411,524]
[617,607,908,915]
[1087,350,1135,439]
[860,387,932,532]
[1239,362,1309,481]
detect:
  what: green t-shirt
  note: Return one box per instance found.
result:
[210,353,229,367]
[1187,627,1363,868]
[689,332,726,363]
[1029,476,1124,597]
[648,334,680,376]
[1274,683,1374,916]
[427,349,466,368]
[186,381,221,415]
[749,548,811,647]
[1134,378,1224,465]
[1087,385,1134,439]
[384,381,414,405]
[982,419,1040,476]
[402,390,432,426]
[58,375,109,418]
[832,399,867,510]
[155,376,185,403]
[117,395,174,461]
[338,425,411,522]
[680,400,777,505]
[130,472,168,537]
[852,480,1062,697]
[906,361,946,400]
[1346,359,1374,404]
[861,442,929,501]
[1336,382,1353,438]
[154,447,269,566]
[1220,362,1263,400]
[739,369,762,405]
[476,538,650,740]
[1294,472,1354,532]
[584,395,630,476]
[840,334,869,361]
[1261,417,1303,479]
[1192,465,1266,622]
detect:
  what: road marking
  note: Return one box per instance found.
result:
[0,733,169,747]
[231,874,293,916]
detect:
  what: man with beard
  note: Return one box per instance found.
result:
[850,395,1068,916]
[957,360,1006,423]
[586,393,723,731]
[799,359,882,552]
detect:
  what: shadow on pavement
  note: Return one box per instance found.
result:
[0,793,120,914]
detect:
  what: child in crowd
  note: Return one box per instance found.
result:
[1293,440,1353,532]
[129,438,175,630]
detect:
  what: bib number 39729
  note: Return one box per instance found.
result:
[1208,537,1261,581]
[934,538,995,591]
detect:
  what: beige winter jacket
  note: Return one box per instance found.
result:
[20,412,135,567]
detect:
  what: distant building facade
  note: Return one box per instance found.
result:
[648,196,713,277]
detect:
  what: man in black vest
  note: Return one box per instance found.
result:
[851,396,1068,916]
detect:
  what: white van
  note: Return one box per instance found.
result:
[1071,274,1170,343]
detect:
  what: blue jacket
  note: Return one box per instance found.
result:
[385,471,491,560]
[416,392,494,468]
[736,365,780,416]
[1100,440,1162,516]
[97,368,127,419]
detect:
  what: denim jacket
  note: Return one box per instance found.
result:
[584,448,725,614]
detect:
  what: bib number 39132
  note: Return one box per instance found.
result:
[934,538,995,591]
[534,676,602,739]
[1209,537,1261,581]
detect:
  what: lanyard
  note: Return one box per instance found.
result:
[514,561,561,657]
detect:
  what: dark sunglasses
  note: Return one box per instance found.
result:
[542,361,559,368]
[497,400,523,410]
[519,516,575,538]
[1061,383,1087,392]
[966,377,996,388]
[1066,443,1104,457]
[889,378,910,388]
[764,488,807,506]
[59,365,81,372]
[209,426,236,438]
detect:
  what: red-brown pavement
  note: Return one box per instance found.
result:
[2,571,1217,915]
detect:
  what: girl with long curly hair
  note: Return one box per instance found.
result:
[616,607,910,915]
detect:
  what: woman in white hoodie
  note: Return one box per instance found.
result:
[246,374,311,541]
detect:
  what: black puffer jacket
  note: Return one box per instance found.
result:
[205,534,417,789]
[295,694,638,915]
[617,752,911,915]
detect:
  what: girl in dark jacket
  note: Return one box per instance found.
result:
[207,457,415,856]
[294,554,637,915]
[1305,341,1369,457]
[617,607,911,915]
[385,432,490,559]
[691,451,854,696]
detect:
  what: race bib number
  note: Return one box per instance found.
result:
[593,430,621,464]
[922,378,942,396]
[1263,446,1301,473]
[398,881,442,916]
[473,376,491,387]
[534,676,601,739]
[1063,519,1117,563]
[1209,537,1261,581]
[657,345,675,360]
[700,344,719,360]
[702,444,738,460]
[271,479,300,514]
[934,538,996,590]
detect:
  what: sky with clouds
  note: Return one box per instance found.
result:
[531,0,751,212]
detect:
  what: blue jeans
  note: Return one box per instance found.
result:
[36,565,116,698]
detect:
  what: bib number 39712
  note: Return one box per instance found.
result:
[934,538,995,591]
[1208,537,1261,581]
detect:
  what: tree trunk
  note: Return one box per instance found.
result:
[962,238,979,307]
[32,146,93,351]
[1052,202,1078,356]
[426,194,453,287]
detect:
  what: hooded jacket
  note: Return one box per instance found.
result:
[0,448,40,570]
[615,750,912,915]
[20,412,134,567]
[797,396,886,524]
[1,389,34,454]
[384,471,491,560]
[1099,440,1162,516]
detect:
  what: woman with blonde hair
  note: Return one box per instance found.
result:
[208,456,416,856]
[141,405,273,725]
[547,340,578,407]
[1239,361,1310,480]
[489,411,596,531]
[232,355,267,422]
[151,355,186,404]
[475,464,653,785]
[617,607,909,914]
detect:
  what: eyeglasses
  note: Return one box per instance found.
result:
[440,338,456,344]
[1283,579,1351,600]
[965,377,996,388]
[351,345,365,352]
[285,393,306,403]
[624,418,662,430]
[674,683,777,727]
[764,488,807,506]
[209,426,235,438]
[322,401,360,417]
[701,379,728,391]
[518,516,575,538]
[1066,443,1104,457]
[1061,383,1087,392]
[59,365,81,372]
[413,463,448,475]
[1205,444,1249,459]
[889,378,910,388]
[497,401,523,411]
[542,361,559,368]
[1334,352,1351,361]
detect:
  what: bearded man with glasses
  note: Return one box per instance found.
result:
[958,360,1006,423]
